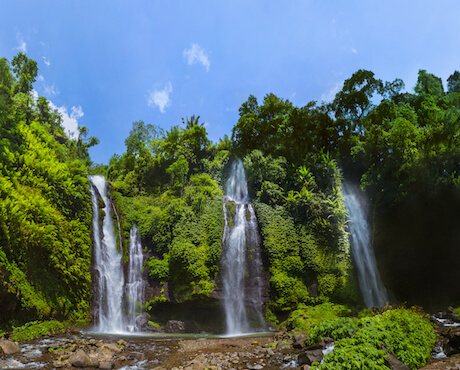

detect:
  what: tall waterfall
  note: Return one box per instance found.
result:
[222,159,265,335]
[90,175,125,333]
[125,224,145,332]
[342,182,388,308]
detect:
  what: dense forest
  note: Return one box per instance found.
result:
[1,53,460,367]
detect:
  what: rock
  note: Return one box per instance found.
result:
[117,339,127,347]
[98,342,121,357]
[387,352,410,370]
[247,364,264,369]
[53,359,69,368]
[99,361,114,369]
[298,349,323,366]
[89,353,100,367]
[185,354,207,369]
[292,332,308,348]
[0,339,21,355]
[164,320,186,333]
[69,349,91,368]
[304,340,326,351]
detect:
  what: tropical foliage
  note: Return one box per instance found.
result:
[0,53,97,325]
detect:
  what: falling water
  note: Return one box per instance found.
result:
[125,224,145,332]
[222,158,265,335]
[342,182,388,308]
[90,175,125,332]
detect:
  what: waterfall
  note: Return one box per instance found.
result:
[90,175,125,333]
[342,182,388,308]
[125,224,145,332]
[222,159,265,335]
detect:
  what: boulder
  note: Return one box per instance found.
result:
[100,343,122,354]
[135,313,150,329]
[298,349,323,366]
[164,320,186,333]
[0,339,20,355]
[69,349,91,368]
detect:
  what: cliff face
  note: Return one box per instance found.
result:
[373,190,460,310]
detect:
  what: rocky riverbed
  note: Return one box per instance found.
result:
[1,309,460,369]
[0,331,302,369]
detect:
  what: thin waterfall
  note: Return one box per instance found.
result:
[90,175,125,332]
[342,182,388,308]
[125,224,145,332]
[222,158,265,335]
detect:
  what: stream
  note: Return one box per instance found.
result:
[0,331,300,369]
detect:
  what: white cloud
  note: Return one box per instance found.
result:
[37,75,59,96]
[183,43,210,72]
[42,57,51,66]
[44,84,59,96]
[321,81,343,103]
[49,101,83,140]
[31,89,39,102]
[16,33,27,53]
[147,82,173,113]
[351,48,358,54]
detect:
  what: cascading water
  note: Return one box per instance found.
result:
[342,182,388,308]
[222,159,265,335]
[125,224,145,332]
[90,175,125,332]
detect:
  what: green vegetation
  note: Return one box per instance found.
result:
[9,320,66,342]
[311,308,435,370]
[0,51,456,362]
[108,117,227,303]
[0,53,98,326]
[286,302,351,333]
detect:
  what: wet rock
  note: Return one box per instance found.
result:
[69,349,91,368]
[298,349,323,366]
[247,364,264,369]
[0,338,20,355]
[164,320,186,333]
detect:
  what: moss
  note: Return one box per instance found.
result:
[225,201,236,227]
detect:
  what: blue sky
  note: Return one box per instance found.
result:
[1,1,460,164]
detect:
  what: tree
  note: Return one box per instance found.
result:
[414,69,444,97]
[11,52,38,94]
[332,69,383,123]
[181,115,210,161]
[447,71,460,93]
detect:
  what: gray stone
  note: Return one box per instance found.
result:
[69,349,91,368]
[387,352,410,370]
[164,320,186,333]
[298,349,323,366]
[0,339,20,355]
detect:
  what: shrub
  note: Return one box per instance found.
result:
[10,320,66,342]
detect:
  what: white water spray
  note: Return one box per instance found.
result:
[222,159,265,335]
[90,175,125,332]
[342,182,388,308]
[125,224,145,332]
